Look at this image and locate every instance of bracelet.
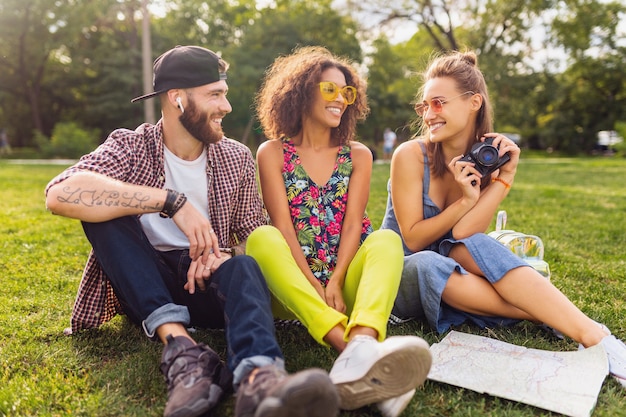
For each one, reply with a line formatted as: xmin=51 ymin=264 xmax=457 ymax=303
xmin=169 ymin=193 xmax=187 ymax=217
xmin=491 ymin=177 xmax=511 ymax=189
xmin=161 ymin=189 xmax=178 ymax=216
xmin=159 ymin=189 xmax=188 ymax=218
xmin=159 ymin=189 xmax=178 ymax=218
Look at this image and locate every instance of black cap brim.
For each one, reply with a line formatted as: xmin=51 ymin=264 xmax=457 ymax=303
xmin=130 ymin=89 xmax=166 ymax=103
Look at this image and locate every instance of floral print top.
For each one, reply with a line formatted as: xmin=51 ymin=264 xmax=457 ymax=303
xmin=282 ymin=137 xmax=373 ymax=286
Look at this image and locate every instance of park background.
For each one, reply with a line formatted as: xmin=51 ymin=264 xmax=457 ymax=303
xmin=1 ymin=0 xmax=626 ymax=416
xmin=0 ymin=0 xmax=625 ymax=157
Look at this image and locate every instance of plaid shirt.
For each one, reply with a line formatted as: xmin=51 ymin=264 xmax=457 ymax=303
xmin=46 ymin=120 xmax=267 ymax=332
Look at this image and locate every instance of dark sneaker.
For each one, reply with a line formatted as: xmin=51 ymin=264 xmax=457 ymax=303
xmin=234 ymin=365 xmax=339 ymax=417
xmin=160 ymin=335 xmax=232 ymax=417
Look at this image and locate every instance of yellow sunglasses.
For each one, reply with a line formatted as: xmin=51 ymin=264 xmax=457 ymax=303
xmin=319 ymin=81 xmax=357 ymax=105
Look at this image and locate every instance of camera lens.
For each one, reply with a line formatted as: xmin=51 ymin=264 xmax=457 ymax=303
xmin=476 ymin=145 xmax=499 ymax=166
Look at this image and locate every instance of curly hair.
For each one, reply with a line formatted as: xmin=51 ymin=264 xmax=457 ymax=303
xmin=255 ymin=46 xmax=369 ymax=145
xmin=415 ymin=50 xmax=493 ymax=178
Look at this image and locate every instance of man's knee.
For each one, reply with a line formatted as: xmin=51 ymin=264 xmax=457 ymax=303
xmin=218 ymin=255 xmax=266 ymax=287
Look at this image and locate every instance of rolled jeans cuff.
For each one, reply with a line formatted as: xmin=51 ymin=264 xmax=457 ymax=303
xmin=142 ymin=303 xmax=190 ymax=339
xmin=233 ymin=356 xmax=284 ymax=390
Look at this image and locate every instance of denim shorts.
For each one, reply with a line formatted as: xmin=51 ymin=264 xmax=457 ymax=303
xmin=393 ymin=233 xmax=527 ymax=333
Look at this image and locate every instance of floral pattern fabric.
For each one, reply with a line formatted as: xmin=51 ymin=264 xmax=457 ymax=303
xmin=282 ymin=137 xmax=373 ymax=286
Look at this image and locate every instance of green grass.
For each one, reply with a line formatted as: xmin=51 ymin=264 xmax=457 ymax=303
xmin=1 ymin=156 xmax=625 ymax=416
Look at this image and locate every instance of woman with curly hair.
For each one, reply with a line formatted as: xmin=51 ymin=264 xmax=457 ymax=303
xmin=246 ymin=46 xmax=432 ymax=416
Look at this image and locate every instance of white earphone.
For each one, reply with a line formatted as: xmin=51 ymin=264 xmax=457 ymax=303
xmin=176 ymin=97 xmax=184 ymax=114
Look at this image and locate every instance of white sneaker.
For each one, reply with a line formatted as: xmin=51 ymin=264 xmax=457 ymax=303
xmin=376 ymin=388 xmax=416 ymax=417
xmin=329 ymin=335 xmax=431 ymax=410
xmin=597 ymin=322 xmax=611 ymax=335
xmin=577 ymin=321 xmax=611 ymax=350
xmin=601 ymin=335 xmax=626 ymax=386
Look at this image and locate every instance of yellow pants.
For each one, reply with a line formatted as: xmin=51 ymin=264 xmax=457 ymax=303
xmin=246 ymin=225 xmax=403 ymax=347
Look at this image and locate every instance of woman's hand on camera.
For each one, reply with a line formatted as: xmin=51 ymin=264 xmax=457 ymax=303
xmin=450 ymin=155 xmax=481 ymax=205
xmin=484 ymin=133 xmax=520 ymax=178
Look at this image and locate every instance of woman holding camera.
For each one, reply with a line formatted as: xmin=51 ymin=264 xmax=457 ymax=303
xmin=381 ymin=50 xmax=626 ymax=386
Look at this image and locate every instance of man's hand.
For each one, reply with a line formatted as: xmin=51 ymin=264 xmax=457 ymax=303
xmin=184 ymin=252 xmax=232 ymax=294
xmin=172 ymin=202 xmax=220 ymax=264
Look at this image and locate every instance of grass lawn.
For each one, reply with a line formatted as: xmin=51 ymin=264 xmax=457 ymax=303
xmin=1 ymin=155 xmax=625 ymax=416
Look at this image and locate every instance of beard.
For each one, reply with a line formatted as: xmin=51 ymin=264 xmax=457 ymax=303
xmin=179 ymin=99 xmax=224 ymax=145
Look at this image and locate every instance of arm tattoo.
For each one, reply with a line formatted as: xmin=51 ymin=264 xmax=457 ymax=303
xmin=57 ymin=186 xmax=162 ymax=212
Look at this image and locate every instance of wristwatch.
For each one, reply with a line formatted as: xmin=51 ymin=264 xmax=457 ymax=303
xmin=219 ymin=247 xmax=238 ymax=256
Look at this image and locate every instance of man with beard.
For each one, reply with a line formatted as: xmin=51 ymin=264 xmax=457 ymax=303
xmin=45 ymin=45 xmax=340 ymax=417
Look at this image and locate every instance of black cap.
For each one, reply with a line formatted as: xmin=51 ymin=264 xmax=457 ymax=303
xmin=131 ymin=45 xmax=227 ymax=103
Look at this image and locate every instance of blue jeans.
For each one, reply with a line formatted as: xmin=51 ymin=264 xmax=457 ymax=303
xmin=81 ymin=216 xmax=283 ymax=385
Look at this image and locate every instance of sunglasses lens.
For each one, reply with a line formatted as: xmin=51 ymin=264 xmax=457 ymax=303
xmin=342 ymin=87 xmax=356 ymax=104
xmin=431 ymin=99 xmax=444 ymax=113
xmin=320 ymin=82 xmax=337 ymax=101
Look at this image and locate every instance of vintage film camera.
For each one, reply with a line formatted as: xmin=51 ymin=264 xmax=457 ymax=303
xmin=459 ymin=137 xmax=511 ymax=182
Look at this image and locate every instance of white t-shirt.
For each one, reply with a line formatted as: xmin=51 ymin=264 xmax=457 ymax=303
xmin=139 ymin=146 xmax=209 ymax=250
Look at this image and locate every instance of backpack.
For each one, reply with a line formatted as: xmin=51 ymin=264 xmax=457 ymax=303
xmin=487 ymin=211 xmax=551 ymax=280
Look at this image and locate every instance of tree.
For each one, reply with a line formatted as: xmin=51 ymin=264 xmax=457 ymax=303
xmin=362 ymin=35 xmax=431 ymax=146
xmin=150 ymin=0 xmax=258 ymax=51
xmin=0 ymin=0 xmax=80 ymax=145
xmin=2 ymin=0 xmax=624 ymax=154
xmin=71 ymin=0 xmax=147 ymax=135
xmin=343 ymin=0 xmax=560 ymax=147
xmin=347 ymin=0 xmax=626 ymax=152
xmin=551 ymin=0 xmax=624 ymax=61
xmin=539 ymin=51 xmax=626 ymax=153
xmin=0 ymin=0 xmax=145 ymax=146
xmin=535 ymin=0 xmax=626 ymax=152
